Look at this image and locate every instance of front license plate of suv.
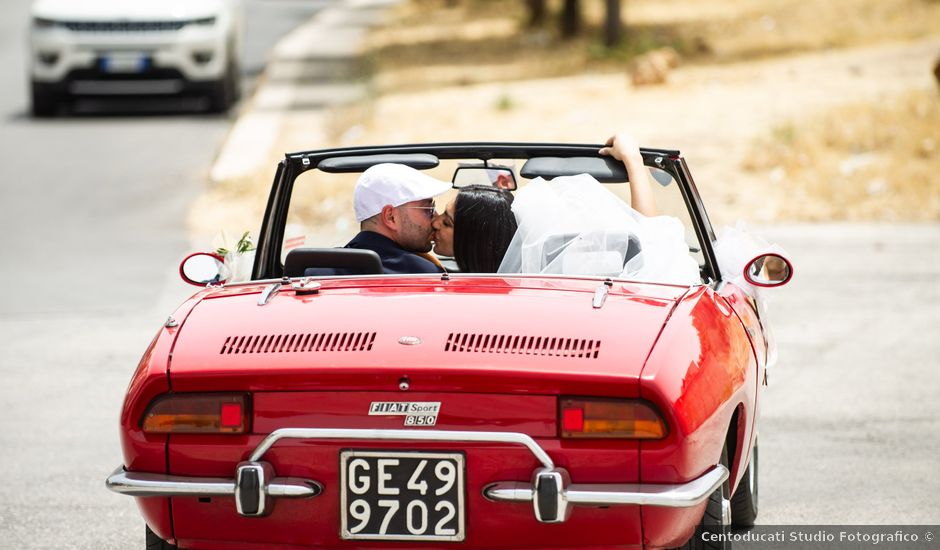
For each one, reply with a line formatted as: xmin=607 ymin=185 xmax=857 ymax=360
xmin=101 ymin=52 xmax=150 ymax=73
xmin=340 ymin=450 xmax=465 ymax=541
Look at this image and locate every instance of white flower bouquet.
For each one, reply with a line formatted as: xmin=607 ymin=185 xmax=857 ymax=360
xmin=215 ymin=231 xmax=256 ymax=283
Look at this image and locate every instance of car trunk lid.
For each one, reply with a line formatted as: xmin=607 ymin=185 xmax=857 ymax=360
xmin=168 ymin=276 xmax=686 ymax=398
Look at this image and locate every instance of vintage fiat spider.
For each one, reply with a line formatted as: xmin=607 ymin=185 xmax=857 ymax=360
xmin=107 ymin=143 xmax=791 ymax=549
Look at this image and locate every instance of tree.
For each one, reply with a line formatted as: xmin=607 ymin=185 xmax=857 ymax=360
xmin=604 ymin=0 xmax=623 ymax=47
xmin=560 ymin=0 xmax=581 ymax=39
xmin=526 ymin=0 xmax=547 ymax=27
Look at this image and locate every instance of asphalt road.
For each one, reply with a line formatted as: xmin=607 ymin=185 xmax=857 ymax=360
xmin=0 ymin=1 xmax=329 ymax=548
xmin=756 ymin=224 xmax=940 ymax=525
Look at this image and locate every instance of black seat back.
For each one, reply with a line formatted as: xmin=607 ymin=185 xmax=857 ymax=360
xmin=284 ymin=248 xmax=383 ymax=277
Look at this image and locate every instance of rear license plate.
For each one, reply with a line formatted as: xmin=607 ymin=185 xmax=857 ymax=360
xmin=100 ymin=52 xmax=150 ymax=73
xmin=340 ymin=450 xmax=465 ymax=541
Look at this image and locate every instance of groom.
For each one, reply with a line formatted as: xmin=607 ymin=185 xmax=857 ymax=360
xmin=307 ymin=163 xmax=450 ymax=275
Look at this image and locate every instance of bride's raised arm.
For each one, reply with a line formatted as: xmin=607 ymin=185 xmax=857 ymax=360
xmin=599 ymin=133 xmax=657 ymax=217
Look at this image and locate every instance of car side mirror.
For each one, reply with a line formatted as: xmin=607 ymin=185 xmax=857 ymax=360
xmin=180 ymin=252 xmax=226 ymax=287
xmin=743 ymin=253 xmax=792 ymax=288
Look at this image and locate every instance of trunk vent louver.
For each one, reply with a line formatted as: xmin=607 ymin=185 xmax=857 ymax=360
xmin=220 ymin=332 xmax=376 ymax=354
xmin=445 ymin=333 xmax=601 ymax=359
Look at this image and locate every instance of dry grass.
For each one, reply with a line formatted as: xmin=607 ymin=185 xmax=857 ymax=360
xmin=193 ymin=0 xmax=940 ymax=241
xmin=742 ymin=89 xmax=940 ymax=221
xmin=190 ymin=171 xmax=271 ymax=246
xmin=369 ymin=0 xmax=940 ymax=93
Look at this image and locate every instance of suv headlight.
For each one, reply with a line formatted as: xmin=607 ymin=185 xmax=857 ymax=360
xmin=191 ymin=16 xmax=217 ymax=26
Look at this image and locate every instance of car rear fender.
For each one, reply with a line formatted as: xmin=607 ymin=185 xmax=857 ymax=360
xmin=636 ymin=286 xmax=757 ymax=546
xmin=119 ymin=292 xmax=212 ymax=543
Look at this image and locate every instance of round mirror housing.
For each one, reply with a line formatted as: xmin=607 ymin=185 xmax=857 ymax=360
xmin=180 ymin=252 xmax=226 ymax=287
xmin=743 ymin=253 xmax=793 ymax=288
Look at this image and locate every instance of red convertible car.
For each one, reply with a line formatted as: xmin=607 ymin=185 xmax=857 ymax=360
xmin=107 ymin=143 xmax=791 ymax=549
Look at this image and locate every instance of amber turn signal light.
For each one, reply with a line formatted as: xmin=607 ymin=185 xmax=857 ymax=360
xmin=142 ymin=393 xmax=249 ymax=434
xmin=560 ymin=397 xmax=666 ymax=439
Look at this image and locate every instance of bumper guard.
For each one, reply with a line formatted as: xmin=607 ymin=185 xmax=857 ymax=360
xmin=106 ymin=428 xmax=728 ymax=523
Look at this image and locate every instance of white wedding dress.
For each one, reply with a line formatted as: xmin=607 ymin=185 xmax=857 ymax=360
xmin=497 ymin=174 xmax=701 ymax=286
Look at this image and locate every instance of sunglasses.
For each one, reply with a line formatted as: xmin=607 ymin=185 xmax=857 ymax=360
xmin=400 ymin=203 xmax=437 ymax=219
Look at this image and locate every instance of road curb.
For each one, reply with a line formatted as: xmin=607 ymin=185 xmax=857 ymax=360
xmin=209 ymin=0 xmax=398 ymax=184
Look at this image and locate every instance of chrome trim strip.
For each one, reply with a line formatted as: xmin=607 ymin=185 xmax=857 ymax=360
xmin=257 ymin=282 xmax=281 ymax=306
xmin=106 ymin=467 xmax=234 ymax=497
xmin=248 ymin=428 xmax=555 ymax=469
xmin=592 ymin=284 xmax=609 ymax=308
xmin=484 ymin=464 xmax=729 ymax=508
xmin=105 ymin=466 xmax=320 ymax=499
xmin=267 ymin=478 xmax=323 ymax=497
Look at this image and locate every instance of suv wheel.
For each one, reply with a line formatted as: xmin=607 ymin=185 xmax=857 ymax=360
xmin=206 ymin=49 xmax=240 ymax=113
xmin=30 ymin=83 xmax=59 ymax=117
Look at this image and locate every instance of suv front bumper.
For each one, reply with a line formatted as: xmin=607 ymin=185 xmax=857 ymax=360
xmin=29 ymin=24 xmax=231 ymax=90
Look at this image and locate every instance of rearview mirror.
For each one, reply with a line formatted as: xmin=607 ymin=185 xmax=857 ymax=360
xmin=180 ymin=252 xmax=226 ymax=287
xmin=452 ymin=165 xmax=517 ymax=190
xmin=744 ymin=253 xmax=792 ymax=287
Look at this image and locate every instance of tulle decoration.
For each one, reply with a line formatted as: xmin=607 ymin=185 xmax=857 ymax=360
xmin=712 ymin=221 xmax=789 ymax=299
xmin=497 ymin=174 xmax=700 ymax=285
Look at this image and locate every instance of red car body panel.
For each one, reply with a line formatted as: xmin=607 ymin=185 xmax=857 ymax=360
xmin=167 ymin=278 xmax=682 ymax=396
xmin=253 ymin=392 xmax=557 ymax=436
xmin=119 ymin=293 xmax=208 ymax=543
xmin=638 ymin=287 xmax=759 ymax=548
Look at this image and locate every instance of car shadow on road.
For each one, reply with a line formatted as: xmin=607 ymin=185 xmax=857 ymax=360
xmin=72 ymin=96 xmax=232 ymax=118
xmin=7 ymin=96 xmax=239 ymax=121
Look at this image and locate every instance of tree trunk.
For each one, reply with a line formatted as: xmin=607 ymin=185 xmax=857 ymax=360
xmin=560 ymin=0 xmax=581 ymax=39
xmin=526 ymin=0 xmax=547 ymax=27
xmin=604 ymin=0 xmax=623 ymax=47
xmin=934 ymin=54 xmax=940 ymax=91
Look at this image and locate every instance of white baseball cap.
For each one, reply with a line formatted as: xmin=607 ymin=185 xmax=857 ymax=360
xmin=353 ymin=163 xmax=452 ymax=222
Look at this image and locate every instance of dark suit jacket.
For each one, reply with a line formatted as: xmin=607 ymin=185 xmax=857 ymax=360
xmin=304 ymin=231 xmax=442 ymax=276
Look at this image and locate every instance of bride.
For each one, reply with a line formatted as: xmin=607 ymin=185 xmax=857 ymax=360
xmin=498 ymin=134 xmax=700 ymax=285
xmin=431 ymin=133 xmax=701 ymax=285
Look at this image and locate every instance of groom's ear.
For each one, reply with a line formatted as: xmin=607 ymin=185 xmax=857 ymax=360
xmin=379 ymin=204 xmax=399 ymax=230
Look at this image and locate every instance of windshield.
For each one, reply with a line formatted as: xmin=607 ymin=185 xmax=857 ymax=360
xmin=282 ymin=157 xmax=706 ymax=284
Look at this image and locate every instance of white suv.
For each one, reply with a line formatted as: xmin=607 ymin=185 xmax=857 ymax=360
xmin=28 ymin=0 xmax=243 ymax=116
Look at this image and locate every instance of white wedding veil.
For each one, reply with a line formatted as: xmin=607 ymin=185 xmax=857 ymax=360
xmin=497 ymin=174 xmax=700 ymax=285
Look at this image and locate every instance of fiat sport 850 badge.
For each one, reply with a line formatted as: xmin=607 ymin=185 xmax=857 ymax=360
xmin=369 ymin=401 xmax=440 ymax=426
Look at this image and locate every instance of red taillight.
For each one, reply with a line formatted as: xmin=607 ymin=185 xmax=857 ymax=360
xmin=142 ymin=393 xmax=250 ymax=434
xmin=220 ymin=403 xmax=243 ymax=427
xmin=560 ymin=397 xmax=667 ymax=439
xmin=561 ymin=407 xmax=584 ymax=432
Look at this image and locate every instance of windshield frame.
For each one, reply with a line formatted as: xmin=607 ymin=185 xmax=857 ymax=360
xmin=252 ymin=143 xmax=720 ymax=283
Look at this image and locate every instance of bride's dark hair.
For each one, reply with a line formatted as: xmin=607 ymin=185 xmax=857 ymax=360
xmin=453 ymin=185 xmax=517 ymax=273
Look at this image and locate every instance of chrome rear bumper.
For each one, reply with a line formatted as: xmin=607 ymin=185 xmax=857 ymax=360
xmin=106 ymin=428 xmax=727 ymax=522
xmin=106 ymin=467 xmax=320 ymax=498
xmin=484 ymin=465 xmax=728 ymax=508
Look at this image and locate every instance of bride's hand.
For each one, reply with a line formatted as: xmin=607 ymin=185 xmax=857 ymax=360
xmin=600 ymin=133 xmax=657 ymax=217
xmin=599 ymin=133 xmax=642 ymax=163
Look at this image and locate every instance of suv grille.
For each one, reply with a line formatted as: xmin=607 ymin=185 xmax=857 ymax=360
xmin=445 ymin=333 xmax=601 ymax=359
xmin=62 ymin=21 xmax=187 ymax=32
xmin=220 ymin=332 xmax=376 ymax=354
